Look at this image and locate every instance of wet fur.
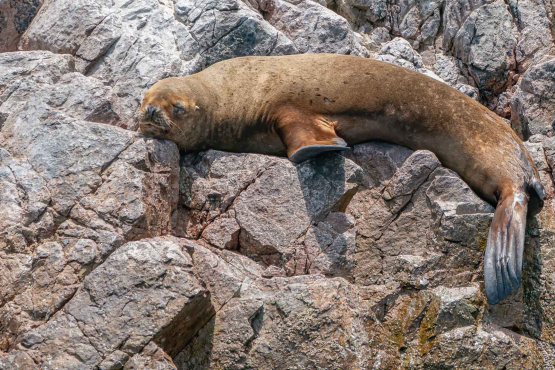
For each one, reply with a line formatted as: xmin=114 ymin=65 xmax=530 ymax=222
xmin=139 ymin=54 xmax=546 ymax=304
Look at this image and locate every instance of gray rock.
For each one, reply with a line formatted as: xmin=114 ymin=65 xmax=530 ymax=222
xmin=543 ymin=136 xmax=555 ymax=172
xmin=426 ymin=174 xmax=494 ymax=244
xmin=20 ymin=237 xmax=214 ymax=367
xmin=508 ymin=0 xmax=555 ymax=72
xmin=376 ymin=38 xmax=442 ymax=81
xmin=123 ymin=342 xmax=177 ymax=370
xmin=442 ymin=0 xmax=490 ymax=51
xmin=262 ymin=0 xmax=369 ymax=56
xmin=511 ymin=58 xmax=555 ymax=138
xmin=423 ymin=326 xmax=541 ymax=368
xmin=18 ymin=0 xmax=110 ymax=54
xmin=175 ymin=275 xmax=372 ymax=370
xmin=455 ymin=83 xmax=480 ymax=100
xmin=453 ymin=0 xmax=518 ymax=94
xmin=433 ymin=54 xmax=464 ymax=86
xmin=376 ymin=37 xmax=426 ymax=72
xmin=176 ymin=150 xmax=279 ymax=238
xmin=0 ymin=89 xmax=179 ymax=350
xmin=201 ymin=214 xmax=241 ymax=249
xmin=347 ymin=142 xmax=493 ymax=292
xmin=186 ymin=240 xmax=247 ymax=309
xmin=0 ymin=51 xmax=76 ymax=125
xmin=235 ymin=153 xmax=362 ymax=266
xmin=0 ymin=0 xmax=43 ymax=52
xmin=382 ymin=150 xmax=441 ymax=213
xmin=75 ymin=13 xmax=122 ymax=64
xmin=0 ymin=350 xmax=39 ymax=369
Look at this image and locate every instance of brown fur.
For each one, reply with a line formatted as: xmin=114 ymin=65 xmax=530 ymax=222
xmin=140 ymin=54 xmax=540 ymax=205
xmin=140 ymin=54 xmax=546 ymax=304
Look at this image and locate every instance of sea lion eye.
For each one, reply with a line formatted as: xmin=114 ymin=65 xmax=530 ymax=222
xmin=173 ymin=105 xmax=186 ymax=117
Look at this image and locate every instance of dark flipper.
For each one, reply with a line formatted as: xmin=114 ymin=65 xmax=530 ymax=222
xmin=484 ymin=191 xmax=528 ymax=304
xmin=290 ymin=140 xmax=348 ymax=163
xmin=275 ymin=107 xmax=349 ymax=163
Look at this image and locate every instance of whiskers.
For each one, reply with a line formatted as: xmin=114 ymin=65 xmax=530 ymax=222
xmin=139 ymin=108 xmax=183 ymax=134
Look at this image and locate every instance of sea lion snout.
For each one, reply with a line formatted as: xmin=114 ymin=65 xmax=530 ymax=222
xmin=146 ymin=105 xmax=158 ymax=119
xmin=139 ymin=103 xmax=173 ymax=137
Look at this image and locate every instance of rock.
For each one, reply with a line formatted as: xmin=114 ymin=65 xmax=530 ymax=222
xmin=187 ymin=240 xmax=247 ymax=309
xmin=235 ymin=153 xmax=362 ymax=267
xmin=433 ymin=54 xmax=462 ymax=86
xmin=333 ymin=0 xmax=388 ymax=25
xmin=124 ymin=342 xmax=177 ymax=370
xmin=544 ymin=136 xmax=555 ymax=171
xmin=376 ymin=37 xmax=426 ymax=72
xmin=18 ymin=0 xmax=110 ymax=54
xmin=511 ymin=58 xmax=555 ymax=139
xmin=376 ymin=38 xmax=442 ymax=81
xmin=452 ymin=0 xmax=518 ymax=95
xmin=260 ymin=0 xmax=369 ymax=56
xmin=0 ymin=350 xmax=39 ymax=369
xmin=201 ymin=215 xmax=241 ymax=249
xmin=175 ymin=275 xmax=372 ymax=369
xmin=0 ymin=51 xmax=76 ymax=126
xmin=175 ymin=150 xmax=279 ymax=239
xmin=382 ymin=151 xmax=441 ymax=213
xmin=508 ymin=0 xmax=555 ymax=72
xmin=426 ymin=175 xmax=494 ymax=244
xmin=19 ymin=237 xmax=214 ymax=367
xmin=32 ymin=72 xmax=123 ymax=126
xmin=19 ymin=0 xmax=298 ymax=130
xmin=455 ymin=83 xmax=480 ymax=100
xmin=423 ymin=326 xmax=542 ymax=368
xmin=0 ymin=88 xmax=179 ymax=349
xmin=0 ymin=0 xmax=43 ymax=52
xmin=347 ymin=143 xmax=494 ymax=291
xmin=442 ymin=0 xmax=490 ymax=51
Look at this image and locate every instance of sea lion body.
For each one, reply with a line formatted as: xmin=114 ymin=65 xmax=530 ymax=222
xmin=139 ymin=54 xmax=546 ymax=304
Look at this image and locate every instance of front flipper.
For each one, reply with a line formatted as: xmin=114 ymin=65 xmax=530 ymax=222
xmin=275 ymin=107 xmax=348 ymax=163
xmin=484 ymin=190 xmax=528 ymax=304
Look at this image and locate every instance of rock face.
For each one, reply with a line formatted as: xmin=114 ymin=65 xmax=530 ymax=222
xmin=1 ymin=0 xmax=555 ymax=368
xmin=0 ymin=0 xmax=43 ymax=52
xmin=511 ymin=58 xmax=555 ymax=139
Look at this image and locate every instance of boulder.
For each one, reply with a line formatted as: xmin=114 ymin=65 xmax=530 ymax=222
xmin=511 ymin=58 xmax=555 ymax=138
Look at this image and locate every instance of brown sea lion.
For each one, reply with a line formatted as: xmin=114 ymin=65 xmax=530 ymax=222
xmin=139 ymin=54 xmax=546 ymax=305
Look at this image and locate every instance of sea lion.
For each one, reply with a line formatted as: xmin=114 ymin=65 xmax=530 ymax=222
xmin=139 ymin=54 xmax=546 ymax=305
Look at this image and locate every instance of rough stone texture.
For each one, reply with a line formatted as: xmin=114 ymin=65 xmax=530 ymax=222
xmin=259 ymin=0 xmax=369 ymax=56
xmin=177 ymin=150 xmax=362 ymax=277
xmin=452 ymin=0 xmax=518 ymax=95
xmin=331 ymin=0 xmax=554 ymax=118
xmin=508 ymin=0 xmax=555 ymax=73
xmin=511 ymin=57 xmax=555 ymax=139
xmin=2 ymin=0 xmax=555 ymax=367
xmin=15 ymin=237 xmax=213 ymax=368
xmin=0 ymin=0 xmax=43 ymax=52
xmin=18 ymin=0 xmax=298 ymax=130
xmin=0 ymin=52 xmax=180 ymax=352
xmin=174 ymin=274 xmax=373 ymax=370
xmin=124 ymin=342 xmax=178 ymax=370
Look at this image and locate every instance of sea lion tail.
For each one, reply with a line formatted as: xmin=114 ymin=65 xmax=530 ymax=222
xmin=484 ymin=190 xmax=528 ymax=305
xmin=528 ymin=177 xmax=546 ymax=216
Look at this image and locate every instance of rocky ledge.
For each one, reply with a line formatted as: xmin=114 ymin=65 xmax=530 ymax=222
xmin=1 ymin=0 xmax=555 ymax=369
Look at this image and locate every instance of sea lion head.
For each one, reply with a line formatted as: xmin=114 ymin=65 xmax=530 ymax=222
xmin=139 ymin=77 xmax=201 ymax=140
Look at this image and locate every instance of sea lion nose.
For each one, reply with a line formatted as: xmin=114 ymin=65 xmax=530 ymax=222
xmin=147 ymin=105 xmax=157 ymax=119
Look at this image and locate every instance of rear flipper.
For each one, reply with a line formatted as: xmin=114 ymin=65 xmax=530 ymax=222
xmin=484 ymin=190 xmax=528 ymax=304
